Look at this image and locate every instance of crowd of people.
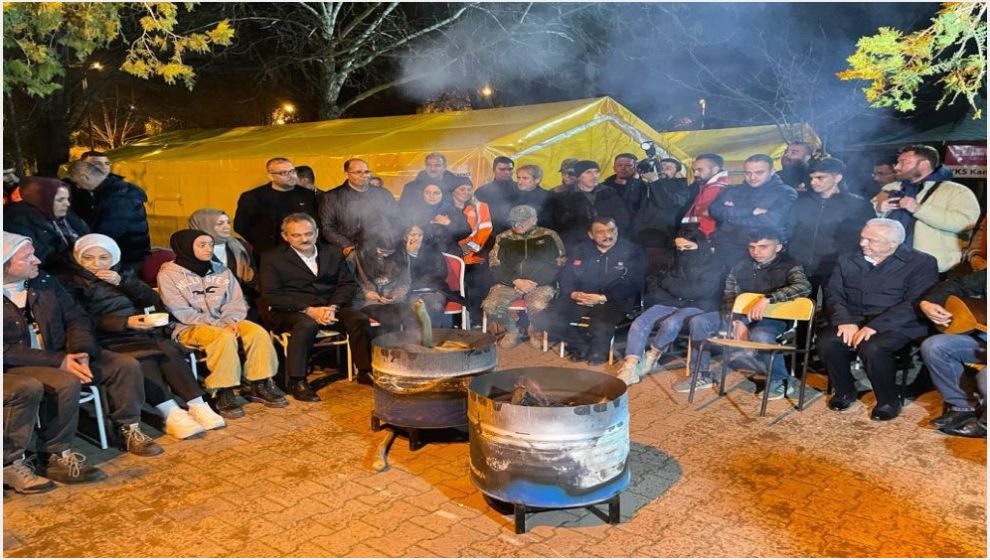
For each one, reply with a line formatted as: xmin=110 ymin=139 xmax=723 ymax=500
xmin=2 ymin=142 xmax=985 ymax=496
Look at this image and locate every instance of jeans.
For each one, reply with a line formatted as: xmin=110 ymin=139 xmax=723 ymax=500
xmin=625 ymin=305 xmax=704 ymax=358
xmin=175 ymin=320 xmax=278 ymax=390
xmin=688 ymin=312 xmax=790 ymax=382
xmin=921 ymin=333 xmax=987 ymax=411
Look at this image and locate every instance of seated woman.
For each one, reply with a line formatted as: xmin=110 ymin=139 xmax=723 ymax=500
xmin=404 ymin=223 xmax=455 ymax=328
xmin=403 ymin=183 xmax=471 ymax=253
xmin=188 ymin=208 xmax=261 ymax=321
xmin=3 ymin=177 xmax=89 ymax=275
xmin=349 ymin=232 xmax=419 ymax=334
xmin=616 ymin=227 xmax=725 ymax=385
xmin=158 ymin=229 xmax=285 ymax=418
xmin=65 ymin=234 xmax=225 ymax=439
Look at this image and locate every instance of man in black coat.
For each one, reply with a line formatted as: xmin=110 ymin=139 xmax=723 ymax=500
xmin=543 ymin=216 xmax=645 ymax=365
xmin=398 ymin=152 xmax=464 ymax=205
xmin=818 ymin=218 xmax=939 ymax=421
xmin=66 ymin=160 xmax=150 ymax=272
xmin=233 ymin=157 xmax=319 ymax=264
xmin=259 ymin=213 xmax=372 ymax=400
xmin=601 ymin=153 xmax=646 ymax=209
xmin=631 ymin=158 xmax=696 ymax=269
xmin=788 ymin=157 xmax=876 ymax=294
xmin=319 ymin=158 xmax=398 ymax=253
xmin=475 ymin=156 xmax=518 ymax=234
xmin=513 ymin=164 xmax=551 ymax=227
xmin=3 ymin=232 xmax=161 ymax=467
xmin=548 ymin=160 xmax=632 ymax=251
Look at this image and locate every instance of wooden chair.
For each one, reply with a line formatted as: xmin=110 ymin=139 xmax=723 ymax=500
xmin=687 ymin=293 xmax=816 ymax=417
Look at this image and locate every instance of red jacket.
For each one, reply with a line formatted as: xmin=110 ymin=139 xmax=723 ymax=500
xmin=681 ymin=171 xmax=730 ymax=237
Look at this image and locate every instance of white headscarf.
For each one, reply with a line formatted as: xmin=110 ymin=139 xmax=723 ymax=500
xmin=73 ymin=233 xmax=122 ymax=267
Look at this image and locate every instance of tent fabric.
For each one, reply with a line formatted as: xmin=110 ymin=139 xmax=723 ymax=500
xmin=101 ymin=96 xmax=815 ymax=245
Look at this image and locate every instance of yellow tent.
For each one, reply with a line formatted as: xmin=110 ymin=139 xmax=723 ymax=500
xmin=103 ymin=96 xmax=817 ymax=244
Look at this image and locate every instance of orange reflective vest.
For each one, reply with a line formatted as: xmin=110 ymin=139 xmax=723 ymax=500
xmin=458 ymin=200 xmax=493 ymax=265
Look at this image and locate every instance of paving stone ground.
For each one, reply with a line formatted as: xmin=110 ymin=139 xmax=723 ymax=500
xmin=3 ymin=343 xmax=986 ymax=558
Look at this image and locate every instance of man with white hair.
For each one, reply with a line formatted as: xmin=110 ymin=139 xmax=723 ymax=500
xmin=818 ymin=218 xmax=939 ymax=421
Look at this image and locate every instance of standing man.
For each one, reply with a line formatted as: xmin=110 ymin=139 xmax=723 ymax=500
xmin=601 ymin=153 xmax=645 ymax=208
xmin=631 ymin=156 xmax=695 ymax=269
xmin=865 ymin=158 xmax=897 ymax=199
xmin=319 ymin=158 xmax=398 ymax=254
xmin=681 ymin=153 xmax=731 ymax=239
xmin=544 ymin=216 xmax=645 ymax=366
xmin=549 ymin=160 xmax=632 ymax=251
xmin=295 ymin=166 xmax=321 ymax=192
xmin=475 ymin=156 xmax=517 ymax=234
xmin=513 ymin=165 xmax=551 ymax=226
xmin=788 ymin=157 xmax=876 ymax=293
xmin=552 ymin=158 xmax=580 ymax=193
xmin=709 ymin=154 xmax=797 ymax=266
xmin=234 ymin=157 xmax=319 ymax=264
xmin=259 ymin=213 xmax=373 ymax=397
xmin=399 ymin=152 xmax=463 ymax=205
xmin=875 ymin=144 xmax=980 ymax=273
xmin=818 ymin=219 xmax=939 ymax=421
xmin=779 ymin=141 xmax=814 ymax=191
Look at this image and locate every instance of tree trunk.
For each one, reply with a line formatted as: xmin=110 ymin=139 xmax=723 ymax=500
xmin=4 ymin=92 xmax=26 ymax=177
xmin=33 ymin=92 xmax=72 ymax=176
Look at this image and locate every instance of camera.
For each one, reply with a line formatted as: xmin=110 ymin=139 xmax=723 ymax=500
xmin=636 ymin=141 xmax=662 ymax=183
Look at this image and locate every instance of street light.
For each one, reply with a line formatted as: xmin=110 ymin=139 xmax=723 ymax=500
xmin=480 ymin=85 xmax=493 ymax=97
xmin=282 ymin=102 xmax=295 ymax=114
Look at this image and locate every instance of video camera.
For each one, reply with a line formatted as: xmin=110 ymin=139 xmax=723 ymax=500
xmin=636 ymin=141 xmax=663 ymax=183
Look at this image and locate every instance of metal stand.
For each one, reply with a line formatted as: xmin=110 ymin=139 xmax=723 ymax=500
xmin=512 ymin=494 xmax=621 ymax=534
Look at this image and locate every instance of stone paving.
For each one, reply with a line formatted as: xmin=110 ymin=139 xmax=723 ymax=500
xmin=3 ymin=343 xmax=986 ymax=558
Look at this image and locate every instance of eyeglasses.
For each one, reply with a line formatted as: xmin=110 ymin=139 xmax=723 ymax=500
xmin=269 ymin=168 xmax=297 ymax=176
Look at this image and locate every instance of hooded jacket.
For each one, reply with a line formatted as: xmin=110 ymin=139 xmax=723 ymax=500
xmin=157 ymin=260 xmax=247 ymax=336
xmin=709 ymin=174 xmax=797 ymax=241
xmin=875 ymin=165 xmax=980 ymax=272
xmin=488 ymin=226 xmax=567 ymax=287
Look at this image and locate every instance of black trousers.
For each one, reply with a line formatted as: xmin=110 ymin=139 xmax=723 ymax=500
xmin=132 ymin=337 xmax=205 ymax=404
xmin=270 ymin=307 xmax=373 ymax=378
xmin=545 ymin=298 xmax=631 ymax=359
xmin=464 ymin=263 xmax=493 ymax=323
xmin=3 ymin=369 xmax=80 ymax=462
xmin=90 ymin=350 xmax=146 ymax=426
xmin=817 ymin=326 xmax=913 ymax=407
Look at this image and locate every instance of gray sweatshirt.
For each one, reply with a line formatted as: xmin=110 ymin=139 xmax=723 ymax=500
xmin=157 ymin=260 xmax=247 ymax=336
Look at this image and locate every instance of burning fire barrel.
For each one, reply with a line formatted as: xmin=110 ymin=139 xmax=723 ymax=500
xmin=467 ymin=367 xmax=630 ymax=532
xmin=372 ymin=328 xmax=497 ymax=436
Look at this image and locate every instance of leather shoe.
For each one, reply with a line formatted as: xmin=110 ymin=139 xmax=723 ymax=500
xmin=939 ymin=418 xmax=987 ymax=438
xmin=870 ymin=403 xmax=901 ymax=421
xmin=827 ymin=393 xmax=857 ymax=411
xmin=930 ymin=409 xmax=976 ymax=429
xmin=356 ymin=370 xmax=374 ymax=386
xmin=568 ymin=350 xmax=588 ymax=363
xmin=290 ymin=379 xmax=321 ymax=402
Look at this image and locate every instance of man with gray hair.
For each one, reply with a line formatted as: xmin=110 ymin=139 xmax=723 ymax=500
xmin=818 ymin=218 xmax=938 ymax=421
xmin=514 ymin=164 xmax=551 ymax=226
xmin=483 ymin=205 xmax=566 ymax=349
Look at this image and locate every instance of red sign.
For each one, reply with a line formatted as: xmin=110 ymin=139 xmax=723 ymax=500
xmin=945 ymin=144 xmax=987 ymax=178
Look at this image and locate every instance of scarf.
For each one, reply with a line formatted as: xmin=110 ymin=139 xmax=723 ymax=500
xmin=188 ymin=209 xmax=255 ymax=283
xmin=170 ymin=229 xmax=214 ymax=277
xmin=72 ymin=233 xmax=121 ymax=267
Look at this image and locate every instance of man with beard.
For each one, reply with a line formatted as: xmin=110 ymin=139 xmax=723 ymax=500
xmin=631 ymin=156 xmax=695 ymax=270
xmin=680 ymin=153 xmax=731 ymax=239
xmin=778 ymin=142 xmax=814 ymax=191
xmin=234 ymin=157 xmax=319 ymax=263
xmin=601 ymin=153 xmax=646 ymax=208
xmin=475 ymin=156 xmax=517 ymax=234
xmin=874 ymin=144 xmax=980 ymax=273
xmin=259 ymin=213 xmax=372 ymax=398
xmin=398 ymin=152 xmax=464 ymax=205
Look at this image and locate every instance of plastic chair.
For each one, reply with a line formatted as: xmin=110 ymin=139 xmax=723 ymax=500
xmin=687 ymin=292 xmax=816 ymax=417
xmin=441 ymin=252 xmax=470 ymax=330
xmin=78 ymin=385 xmax=109 ymax=449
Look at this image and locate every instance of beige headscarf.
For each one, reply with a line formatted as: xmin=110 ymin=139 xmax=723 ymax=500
xmin=188 ymin=209 xmax=255 ymax=283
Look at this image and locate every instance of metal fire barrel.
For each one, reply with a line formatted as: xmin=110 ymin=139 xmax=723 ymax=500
xmin=467 ymin=367 xmax=630 ymax=509
xmin=372 ymin=328 xmax=497 ymax=429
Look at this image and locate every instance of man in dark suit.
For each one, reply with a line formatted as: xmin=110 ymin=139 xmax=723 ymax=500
xmin=259 ymin=213 xmax=372 ymax=401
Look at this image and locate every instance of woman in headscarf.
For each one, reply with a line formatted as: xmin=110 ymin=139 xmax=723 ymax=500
xmin=403 ymin=223 xmax=456 ymax=328
xmin=2 ymin=177 xmax=89 ymax=273
xmin=401 ymin=183 xmax=470 ymax=253
xmin=616 ymin=226 xmax=726 ymax=386
xmin=188 ymin=209 xmax=258 ymax=300
xmin=64 ymin=234 xmax=225 ymax=439
xmin=348 ymin=230 xmax=419 ymax=334
xmin=157 ymin=229 xmax=284 ymax=419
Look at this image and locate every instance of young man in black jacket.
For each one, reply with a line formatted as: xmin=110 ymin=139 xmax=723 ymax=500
xmin=818 ymin=218 xmax=939 ymax=421
xmin=543 ymin=216 xmax=645 ymax=366
xmin=259 ymin=213 xmax=372 ymax=400
xmin=234 ymin=157 xmax=319 ymax=263
xmin=681 ymin=228 xmax=812 ymax=399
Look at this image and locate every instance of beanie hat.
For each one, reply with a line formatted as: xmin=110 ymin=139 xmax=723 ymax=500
xmin=3 ymin=231 xmax=31 ymax=266
xmin=73 ymin=233 xmax=122 ymax=267
xmin=572 ymin=160 xmax=600 ymax=177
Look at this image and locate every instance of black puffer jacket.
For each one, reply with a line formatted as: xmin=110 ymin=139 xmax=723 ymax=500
xmin=3 ymin=202 xmax=90 ymax=274
xmin=319 ymin=181 xmax=399 ymax=249
xmin=84 ymin=174 xmax=151 ymax=269
xmin=3 ymin=273 xmax=101 ymax=370
xmin=646 ymin=246 xmax=725 ymax=312
xmin=788 ymin=189 xmax=875 ymax=280
xmin=62 ymin=264 xmax=170 ymax=345
xmin=549 ymin=185 xmax=632 ymax=249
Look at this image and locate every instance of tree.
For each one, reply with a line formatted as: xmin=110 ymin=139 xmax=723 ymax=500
xmin=2 ymin=2 xmax=233 ymax=173
xmin=838 ymin=2 xmax=986 ymax=118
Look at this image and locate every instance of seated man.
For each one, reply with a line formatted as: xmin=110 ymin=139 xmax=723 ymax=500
xmin=543 ymin=217 xmax=645 ymax=366
xmin=818 ymin=218 xmax=939 ymax=421
xmin=259 ymin=213 xmax=372 ymax=400
xmin=919 ymin=270 xmax=987 ymax=438
xmin=3 ymin=232 xmax=162 ymax=463
xmin=483 ymin=205 xmax=566 ymax=349
xmin=681 ymin=228 xmax=812 ymax=399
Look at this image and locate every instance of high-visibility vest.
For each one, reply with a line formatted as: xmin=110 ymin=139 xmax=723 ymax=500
xmin=459 ymin=200 xmax=493 ymax=265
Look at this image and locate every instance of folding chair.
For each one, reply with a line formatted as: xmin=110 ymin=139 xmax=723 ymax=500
xmin=78 ymin=386 xmax=110 ymax=449
xmin=687 ymin=292 xmax=816 ymax=417
xmin=441 ymin=252 xmax=470 ymax=329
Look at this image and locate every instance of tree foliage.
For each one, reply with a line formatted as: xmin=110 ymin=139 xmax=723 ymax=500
xmin=838 ymin=2 xmax=986 ymax=117
xmin=2 ymin=2 xmax=235 ymax=97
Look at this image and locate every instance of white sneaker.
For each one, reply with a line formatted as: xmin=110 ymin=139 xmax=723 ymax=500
xmin=640 ymin=349 xmax=662 ymax=376
xmin=165 ymin=408 xmax=206 ymax=440
xmin=616 ymin=360 xmax=641 ymax=386
xmin=187 ymin=402 xmax=227 ymax=431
